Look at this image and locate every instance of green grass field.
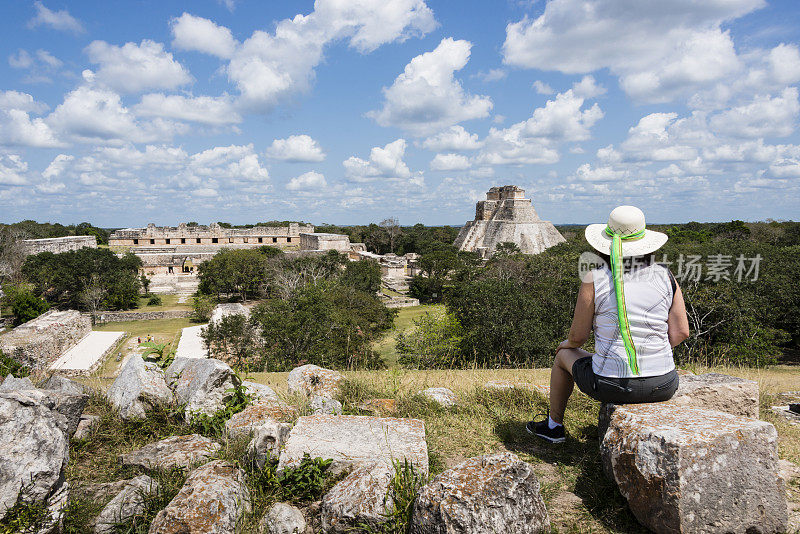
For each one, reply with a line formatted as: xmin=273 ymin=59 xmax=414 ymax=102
xmin=136 ymin=294 xmax=192 ymax=311
xmin=372 ymin=304 xmax=444 ymax=367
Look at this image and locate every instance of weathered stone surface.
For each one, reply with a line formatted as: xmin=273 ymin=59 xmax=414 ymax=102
xmin=667 ymin=372 xmax=759 ymax=418
xmin=771 ymin=405 xmax=800 ymax=425
xmin=0 ymin=309 xmax=91 ymax=370
xmin=40 ymin=374 xmax=89 ymax=395
xmin=321 ymin=463 xmax=393 ymax=533
xmin=0 ymin=390 xmax=69 ymax=526
xmin=225 ymin=398 xmax=298 ymax=439
xmin=287 ymin=364 xmax=343 ymax=399
xmin=357 ymin=398 xmax=397 ymax=416
xmin=411 ymin=452 xmax=550 ymax=534
xmin=149 ymin=460 xmax=250 ymax=534
xmin=165 ymin=357 xmax=240 ymax=419
xmin=0 ymin=374 xmax=35 ymax=390
xmin=119 ymin=434 xmax=221 ymax=472
xmin=484 ymin=379 xmax=516 ymax=390
xmin=74 ymin=479 xmax=133 ymax=503
xmin=279 ymin=415 xmax=428 ymax=475
xmin=246 ymin=421 xmax=292 ymax=468
xmin=73 ymin=414 xmax=100 ymax=440
xmin=95 ymin=475 xmax=158 ymax=534
xmin=259 ymin=502 xmax=307 ymax=534
xmin=0 ymin=380 xmax=87 ymax=437
xmin=310 ymin=395 xmax=342 ymax=415
xmin=418 ymin=387 xmax=457 ymax=407
xmin=600 ymin=403 xmax=788 ymax=533
xmin=210 ymin=303 xmax=249 ymax=324
xmin=107 ymin=356 xmax=174 ymax=420
xmin=243 ymin=380 xmax=279 ymax=401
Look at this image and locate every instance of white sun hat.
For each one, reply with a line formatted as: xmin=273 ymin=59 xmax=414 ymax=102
xmin=585 ymin=205 xmax=668 ymax=257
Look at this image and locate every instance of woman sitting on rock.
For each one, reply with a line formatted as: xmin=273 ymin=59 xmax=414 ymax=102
xmin=529 ymin=206 xmax=690 ymax=443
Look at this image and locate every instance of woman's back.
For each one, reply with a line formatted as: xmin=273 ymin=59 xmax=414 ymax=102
xmin=592 ymin=262 xmax=674 ymax=378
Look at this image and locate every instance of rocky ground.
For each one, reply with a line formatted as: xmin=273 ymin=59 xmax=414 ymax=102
xmin=0 ymin=361 xmax=798 ymax=533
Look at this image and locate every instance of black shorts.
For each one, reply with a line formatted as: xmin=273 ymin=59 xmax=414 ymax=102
xmin=572 ymin=356 xmax=679 ymax=404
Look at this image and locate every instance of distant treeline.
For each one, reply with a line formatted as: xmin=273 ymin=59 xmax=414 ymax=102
xmin=0 ymin=220 xmax=110 ymax=245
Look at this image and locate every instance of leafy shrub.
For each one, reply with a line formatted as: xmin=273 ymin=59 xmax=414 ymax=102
xmin=192 ymin=294 xmax=217 ymax=322
xmin=382 ymin=459 xmax=429 ymax=534
xmin=140 ymin=342 xmax=175 ymax=369
xmin=340 ymin=259 xmax=381 ymax=293
xmin=147 ymin=295 xmax=162 ymax=306
xmin=0 ymin=350 xmax=29 ymax=378
xmin=397 ymin=310 xmax=463 ymax=369
xmin=189 ymin=379 xmax=252 ymax=438
xmin=275 ymin=455 xmax=334 ymax=503
xmin=4 ymin=284 xmax=49 ymax=325
xmin=0 ymin=497 xmax=50 ymax=533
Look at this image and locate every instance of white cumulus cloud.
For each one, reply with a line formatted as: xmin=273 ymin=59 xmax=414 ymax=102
xmin=343 ymin=139 xmax=414 ymax=181
xmin=85 ymin=40 xmax=192 ymax=94
xmin=430 ymin=153 xmax=471 ymax=171
xmin=135 ymin=94 xmax=242 ymax=125
xmin=266 ymin=135 xmax=326 ymax=162
xmin=369 ymin=38 xmax=492 ymax=136
xmin=287 ymin=171 xmax=327 ymax=190
xmin=28 ymin=1 xmax=84 ymax=34
xmin=421 ymin=125 xmax=482 ymax=151
xmin=171 ymin=13 xmax=238 ymax=59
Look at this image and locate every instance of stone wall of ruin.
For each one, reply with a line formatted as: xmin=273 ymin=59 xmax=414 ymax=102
xmin=96 ymin=310 xmax=193 ymax=323
xmin=0 ymin=310 xmax=92 ymax=370
xmin=22 ymin=236 xmax=97 ymax=255
xmin=110 ymin=222 xmax=314 ymax=246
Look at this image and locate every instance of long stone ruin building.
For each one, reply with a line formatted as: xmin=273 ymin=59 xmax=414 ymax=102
xmin=110 ymin=222 xmax=315 ymax=273
xmin=0 ymin=310 xmax=91 ymax=370
xmin=22 ymin=235 xmax=97 ymax=255
xmin=454 ymin=185 xmax=565 ymax=257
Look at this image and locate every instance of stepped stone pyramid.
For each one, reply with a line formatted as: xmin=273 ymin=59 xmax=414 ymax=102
xmin=454 ymin=185 xmax=565 ymax=257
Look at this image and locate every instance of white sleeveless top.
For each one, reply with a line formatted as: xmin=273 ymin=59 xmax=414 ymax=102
xmin=591 ymin=263 xmax=675 ymax=378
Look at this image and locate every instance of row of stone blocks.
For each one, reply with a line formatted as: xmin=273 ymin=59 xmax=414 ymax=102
xmin=599 ymin=373 xmax=789 ymax=533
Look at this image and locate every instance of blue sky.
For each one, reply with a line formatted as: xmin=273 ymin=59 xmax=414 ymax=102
xmin=1 ymin=0 xmax=799 ymax=227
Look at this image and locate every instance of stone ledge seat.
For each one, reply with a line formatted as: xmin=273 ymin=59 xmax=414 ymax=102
xmin=600 ymin=402 xmax=788 ymax=533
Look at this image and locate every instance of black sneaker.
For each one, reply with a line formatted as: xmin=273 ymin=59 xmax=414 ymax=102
xmin=526 ymin=414 xmax=565 ymax=443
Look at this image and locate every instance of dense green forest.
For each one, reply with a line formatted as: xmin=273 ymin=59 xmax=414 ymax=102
xmin=0 ymin=220 xmax=110 ymax=245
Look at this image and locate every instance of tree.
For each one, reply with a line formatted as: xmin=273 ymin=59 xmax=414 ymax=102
xmin=140 ymin=274 xmax=151 ymax=295
xmin=80 ymin=273 xmax=106 ymax=324
xmin=0 ymin=227 xmax=28 ymax=284
xmin=340 ymin=259 xmax=381 ymax=293
xmin=5 ymin=285 xmax=49 ymax=326
xmin=380 ymin=218 xmax=400 ymax=254
xmin=198 ymin=248 xmax=270 ymax=302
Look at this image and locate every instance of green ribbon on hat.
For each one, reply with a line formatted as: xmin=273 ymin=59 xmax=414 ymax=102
xmin=605 ymin=226 xmax=646 ymax=375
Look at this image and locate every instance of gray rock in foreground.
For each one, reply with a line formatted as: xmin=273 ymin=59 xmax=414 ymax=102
xmin=669 ymin=372 xmax=759 ymax=418
xmin=165 ymin=357 xmax=240 ymax=420
xmin=94 ymin=475 xmax=158 ymax=534
xmin=40 ymin=374 xmax=89 ymax=395
xmin=321 ymin=462 xmax=393 ymax=533
xmin=107 ymin=356 xmax=174 ymax=420
xmin=246 ymin=421 xmax=292 ymax=469
xmin=600 ymin=402 xmax=788 ymax=533
xmin=286 ymin=364 xmax=343 ymax=399
xmin=149 ymin=460 xmax=250 ymax=533
xmin=278 ymin=415 xmax=428 ymax=475
xmin=119 ymin=434 xmax=220 ymax=472
xmin=310 ymin=395 xmax=342 ymax=415
xmin=73 ymin=414 xmax=100 ymax=440
xmin=418 ymin=387 xmax=457 ymax=407
xmin=411 ymin=452 xmax=550 ymax=534
xmin=0 ymin=377 xmax=88 ymax=436
xmin=259 ymin=502 xmax=307 ymax=534
xmin=0 ymin=390 xmax=70 ymax=528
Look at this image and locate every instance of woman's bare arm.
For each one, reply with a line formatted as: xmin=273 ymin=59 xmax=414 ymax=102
xmin=560 ymin=280 xmax=594 ymax=350
xmin=668 ymin=283 xmax=690 ymax=347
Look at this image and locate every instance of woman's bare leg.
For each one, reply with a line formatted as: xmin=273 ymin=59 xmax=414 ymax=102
xmin=549 ymin=348 xmax=592 ymax=424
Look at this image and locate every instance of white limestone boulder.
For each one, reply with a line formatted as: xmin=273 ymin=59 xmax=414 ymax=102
xmin=165 ymin=357 xmax=241 ymax=420
xmin=418 ymin=387 xmax=457 ymax=407
xmin=259 ymin=502 xmax=307 ymax=534
xmin=107 ymin=356 xmax=174 ymax=420
xmin=40 ymin=374 xmax=88 ymax=395
xmin=119 ymin=434 xmax=221 ymax=472
xmin=321 ymin=462 xmax=394 ymax=533
xmin=668 ymin=372 xmax=759 ymax=418
xmin=73 ymin=414 xmax=100 ymax=440
xmin=149 ymin=460 xmax=250 ymax=534
xmin=278 ymin=415 xmax=428 ymax=475
xmin=225 ymin=398 xmax=298 ymax=439
xmin=245 ymin=421 xmax=292 ymax=468
xmin=600 ymin=402 xmax=788 ymax=533
xmin=411 ymin=452 xmax=550 ymax=534
xmin=210 ymin=303 xmax=249 ymax=324
xmin=310 ymin=395 xmax=342 ymax=415
xmin=0 ymin=390 xmax=70 ymax=528
xmin=0 ymin=376 xmax=88 ymax=436
xmin=287 ymin=364 xmax=343 ymax=399
xmin=94 ymin=475 xmax=158 ymax=534
xmin=0 ymin=374 xmax=35 ymax=390
xmin=243 ymin=380 xmax=279 ymax=402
